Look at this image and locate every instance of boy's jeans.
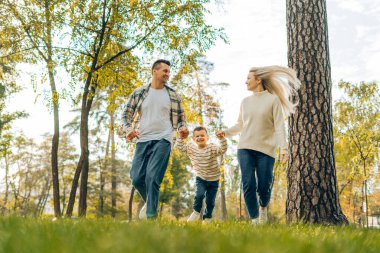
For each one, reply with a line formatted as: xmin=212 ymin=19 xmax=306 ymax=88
xmin=193 ymin=177 xmax=219 ymax=219
xmin=130 ymin=139 xmax=171 ymax=219
xmin=237 ymin=149 xmax=275 ymax=219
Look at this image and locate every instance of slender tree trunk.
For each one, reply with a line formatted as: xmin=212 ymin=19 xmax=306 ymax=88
xmin=363 ymin=159 xmax=369 ymax=228
xmin=60 ymin=165 xmax=67 ymax=215
xmin=286 ymin=0 xmax=348 ymax=224
xmin=45 ymin=0 xmax=61 ymax=218
xmin=159 ymin=202 xmax=164 ymax=217
xmin=239 ymin=177 xmax=242 ymax=219
xmin=128 ymin=187 xmax=135 ymax=221
xmin=2 ymin=154 xmax=10 ymax=214
xmin=219 ymin=162 xmax=227 ymax=220
xmin=66 ymin=72 xmax=96 ymax=217
xmin=78 ymin=85 xmax=92 ymax=217
xmin=66 ymin=156 xmax=84 ymax=217
xmin=111 ymin=112 xmax=117 ymax=217
xmin=195 ymin=72 xmax=204 ymax=125
xmin=99 ymin=124 xmax=111 ymax=216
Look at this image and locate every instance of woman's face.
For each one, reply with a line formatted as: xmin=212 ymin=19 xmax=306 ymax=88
xmin=246 ymin=72 xmax=263 ymax=92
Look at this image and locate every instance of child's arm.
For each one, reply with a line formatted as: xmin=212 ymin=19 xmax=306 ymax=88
xmin=213 ymin=135 xmax=227 ymax=156
xmin=175 ymin=137 xmax=192 ymax=156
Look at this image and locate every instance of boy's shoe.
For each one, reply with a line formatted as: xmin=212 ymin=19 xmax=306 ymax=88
xmin=259 ymin=206 xmax=268 ymax=224
xmin=202 ymin=218 xmax=212 ymax=224
xmin=139 ymin=203 xmax=147 ymax=220
xmin=187 ymin=211 xmax=201 ymax=222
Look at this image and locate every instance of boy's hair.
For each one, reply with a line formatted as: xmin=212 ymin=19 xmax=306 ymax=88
xmin=152 ymin=59 xmax=171 ymax=70
xmin=193 ymin=126 xmax=208 ymax=135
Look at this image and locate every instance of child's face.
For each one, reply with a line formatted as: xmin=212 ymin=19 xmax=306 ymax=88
xmin=192 ymin=130 xmax=209 ymax=148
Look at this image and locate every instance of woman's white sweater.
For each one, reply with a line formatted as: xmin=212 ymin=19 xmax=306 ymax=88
xmin=225 ymin=90 xmax=287 ymax=158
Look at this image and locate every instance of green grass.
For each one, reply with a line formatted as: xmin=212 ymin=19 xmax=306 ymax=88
xmin=0 ymin=217 xmax=379 ymax=253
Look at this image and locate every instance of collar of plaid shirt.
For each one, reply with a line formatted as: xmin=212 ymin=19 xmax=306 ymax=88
xmin=124 ymin=83 xmax=187 ymax=133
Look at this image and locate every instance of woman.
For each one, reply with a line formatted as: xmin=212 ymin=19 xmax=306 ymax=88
xmin=217 ymin=66 xmax=300 ymax=224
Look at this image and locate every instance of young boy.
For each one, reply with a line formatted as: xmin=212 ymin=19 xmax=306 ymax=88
xmin=176 ymin=126 xmax=227 ymax=222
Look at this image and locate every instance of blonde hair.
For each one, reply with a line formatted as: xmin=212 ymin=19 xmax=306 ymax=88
xmin=249 ymin=66 xmax=301 ymax=116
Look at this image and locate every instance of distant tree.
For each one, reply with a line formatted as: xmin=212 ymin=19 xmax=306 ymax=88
xmin=0 ymin=63 xmax=28 ymax=214
xmin=0 ymin=0 xmax=69 ymax=217
xmin=334 ymin=81 xmax=380 ymax=227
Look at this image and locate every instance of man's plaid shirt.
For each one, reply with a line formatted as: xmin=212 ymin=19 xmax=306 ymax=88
xmin=121 ymin=84 xmax=187 ymax=141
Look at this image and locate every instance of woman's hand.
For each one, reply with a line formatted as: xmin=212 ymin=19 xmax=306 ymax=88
xmin=216 ymin=130 xmax=225 ymax=140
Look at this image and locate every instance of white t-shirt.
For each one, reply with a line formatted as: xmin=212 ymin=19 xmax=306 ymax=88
xmin=137 ymin=87 xmax=173 ymax=143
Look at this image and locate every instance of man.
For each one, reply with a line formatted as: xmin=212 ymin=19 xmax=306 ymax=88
xmin=121 ymin=59 xmax=189 ymax=219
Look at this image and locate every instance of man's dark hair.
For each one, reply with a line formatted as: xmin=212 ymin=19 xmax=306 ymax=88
xmin=152 ymin=59 xmax=171 ymax=70
xmin=193 ymin=126 xmax=208 ymax=135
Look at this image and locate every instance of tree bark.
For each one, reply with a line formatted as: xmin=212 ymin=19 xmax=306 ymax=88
xmin=110 ymin=112 xmax=117 ymax=217
xmin=43 ymin=0 xmax=61 ymax=218
xmin=2 ymin=153 xmax=10 ymax=214
xmin=219 ymin=161 xmax=227 ymax=220
xmin=99 ymin=122 xmax=111 ymax=216
xmin=286 ymin=0 xmax=348 ymax=224
xmin=78 ymin=78 xmax=93 ymax=217
xmin=128 ymin=187 xmax=135 ymax=221
xmin=363 ymin=159 xmax=369 ymax=228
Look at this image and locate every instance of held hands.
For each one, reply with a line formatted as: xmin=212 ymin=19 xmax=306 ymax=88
xmin=179 ymin=127 xmax=189 ymax=139
xmin=215 ymin=130 xmax=225 ymax=140
xmin=126 ymin=130 xmax=140 ymax=142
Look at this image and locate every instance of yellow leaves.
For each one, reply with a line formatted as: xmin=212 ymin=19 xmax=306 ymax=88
xmin=129 ymin=0 xmax=138 ymax=6
xmin=70 ymin=0 xmax=79 ymax=10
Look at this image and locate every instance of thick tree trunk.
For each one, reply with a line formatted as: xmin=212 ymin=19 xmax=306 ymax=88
xmin=286 ymin=0 xmax=348 ymax=224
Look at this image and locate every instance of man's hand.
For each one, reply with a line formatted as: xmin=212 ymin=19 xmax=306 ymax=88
xmin=215 ymin=130 xmax=225 ymax=140
xmin=280 ymin=153 xmax=289 ymax=164
xmin=179 ymin=127 xmax=189 ymax=139
xmin=126 ymin=130 xmax=140 ymax=141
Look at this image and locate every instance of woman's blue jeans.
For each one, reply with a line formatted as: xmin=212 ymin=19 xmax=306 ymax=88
xmin=237 ymin=149 xmax=275 ymax=219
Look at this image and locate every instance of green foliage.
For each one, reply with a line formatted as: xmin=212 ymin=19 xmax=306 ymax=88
xmin=0 ymin=218 xmax=380 ymax=253
xmin=334 ymin=80 xmax=380 ymax=223
xmin=160 ymin=149 xmax=192 ymax=218
xmin=0 ymin=63 xmax=28 ymax=139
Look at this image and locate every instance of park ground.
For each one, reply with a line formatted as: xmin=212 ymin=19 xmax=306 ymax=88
xmin=0 ymin=217 xmax=379 ymax=253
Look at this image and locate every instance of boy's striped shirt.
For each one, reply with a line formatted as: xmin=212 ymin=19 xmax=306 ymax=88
xmin=176 ymin=138 xmax=227 ymax=181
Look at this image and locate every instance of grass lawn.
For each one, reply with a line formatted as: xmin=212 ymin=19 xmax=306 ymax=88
xmin=0 ymin=217 xmax=379 ymax=253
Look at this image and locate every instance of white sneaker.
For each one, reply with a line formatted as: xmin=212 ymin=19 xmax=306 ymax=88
xmin=187 ymin=211 xmax=201 ymax=222
xmin=251 ymin=218 xmax=259 ymax=225
xmin=139 ymin=203 xmax=147 ymax=220
xmin=259 ymin=206 xmax=268 ymax=224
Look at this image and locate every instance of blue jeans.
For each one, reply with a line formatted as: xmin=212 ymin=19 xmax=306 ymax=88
xmin=130 ymin=139 xmax=171 ymax=219
xmin=237 ymin=149 xmax=275 ymax=219
xmin=193 ymin=177 xmax=219 ymax=219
